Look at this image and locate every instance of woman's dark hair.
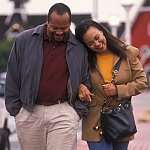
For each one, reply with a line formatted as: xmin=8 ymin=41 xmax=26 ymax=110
xmin=47 ymin=3 xmax=71 ymax=23
xmin=75 ymin=19 xmax=127 ymax=71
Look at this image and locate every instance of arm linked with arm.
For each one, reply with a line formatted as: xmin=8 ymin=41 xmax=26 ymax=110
xmin=74 ymin=47 xmax=92 ymax=118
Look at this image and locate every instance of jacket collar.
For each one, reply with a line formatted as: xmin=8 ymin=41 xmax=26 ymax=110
xmin=68 ymin=31 xmax=78 ymax=45
xmin=32 ymin=23 xmax=78 ymax=45
xmin=32 ymin=23 xmax=45 ymax=36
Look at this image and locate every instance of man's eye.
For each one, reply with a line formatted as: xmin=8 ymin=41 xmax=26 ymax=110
xmin=60 ymin=28 xmax=66 ymax=30
xmin=52 ymin=27 xmax=58 ymax=30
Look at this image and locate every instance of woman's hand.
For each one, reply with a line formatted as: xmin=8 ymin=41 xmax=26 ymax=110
xmin=78 ymin=84 xmax=94 ymax=102
xmin=103 ymin=83 xmax=118 ymax=96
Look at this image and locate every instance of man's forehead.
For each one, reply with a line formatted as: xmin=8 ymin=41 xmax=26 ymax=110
xmin=48 ymin=23 xmax=70 ymax=28
xmin=48 ymin=12 xmax=70 ymax=27
xmin=49 ymin=12 xmax=70 ymax=20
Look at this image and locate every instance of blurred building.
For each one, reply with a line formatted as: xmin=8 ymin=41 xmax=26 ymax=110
xmin=0 ymin=14 xmax=92 ymax=40
xmin=0 ymin=0 xmax=149 ymax=63
xmin=131 ymin=0 xmax=150 ymax=87
xmin=132 ymin=0 xmax=150 ymax=69
xmin=0 ymin=0 xmax=127 ymax=40
xmin=0 ymin=0 xmax=93 ymax=40
xmin=0 ymin=0 xmax=149 ymax=87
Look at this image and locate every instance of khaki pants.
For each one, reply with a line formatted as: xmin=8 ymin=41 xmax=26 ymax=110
xmin=15 ymin=102 xmax=80 ymax=150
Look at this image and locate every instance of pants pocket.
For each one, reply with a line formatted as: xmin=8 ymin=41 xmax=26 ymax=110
xmin=15 ymin=107 xmax=30 ymax=124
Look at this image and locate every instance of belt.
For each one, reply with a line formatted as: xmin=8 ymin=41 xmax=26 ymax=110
xmin=36 ymin=99 xmax=67 ymax=106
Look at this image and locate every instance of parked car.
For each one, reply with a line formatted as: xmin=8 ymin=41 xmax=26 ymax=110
xmin=0 ymin=72 xmax=6 ymax=81
xmin=0 ymin=80 xmax=5 ymax=97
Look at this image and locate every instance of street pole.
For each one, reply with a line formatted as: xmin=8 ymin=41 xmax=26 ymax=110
xmin=92 ymin=0 xmax=98 ymax=21
xmin=121 ymin=2 xmax=133 ymax=45
xmin=108 ymin=15 xmax=120 ymax=37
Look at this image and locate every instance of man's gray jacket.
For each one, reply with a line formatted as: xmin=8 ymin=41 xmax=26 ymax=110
xmin=5 ymin=24 xmax=91 ymax=118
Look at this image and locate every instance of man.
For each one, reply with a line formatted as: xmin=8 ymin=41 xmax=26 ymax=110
xmin=5 ymin=3 xmax=91 ymax=150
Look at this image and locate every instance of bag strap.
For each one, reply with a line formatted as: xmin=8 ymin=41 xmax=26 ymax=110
xmin=102 ymin=58 xmax=122 ymax=109
xmin=111 ymin=58 xmax=122 ymax=83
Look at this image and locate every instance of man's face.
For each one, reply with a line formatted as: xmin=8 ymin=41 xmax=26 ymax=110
xmin=47 ymin=12 xmax=71 ymax=42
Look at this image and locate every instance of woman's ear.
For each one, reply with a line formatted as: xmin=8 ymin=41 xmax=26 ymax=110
xmin=100 ymin=31 xmax=103 ymax=35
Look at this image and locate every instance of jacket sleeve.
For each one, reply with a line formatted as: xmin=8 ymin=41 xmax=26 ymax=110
xmin=81 ymin=47 xmax=91 ymax=90
xmin=116 ymin=46 xmax=148 ymax=99
xmin=5 ymin=39 xmax=22 ymax=116
xmin=74 ymin=46 xmax=91 ymax=118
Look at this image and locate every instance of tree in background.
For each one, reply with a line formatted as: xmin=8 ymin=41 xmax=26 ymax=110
xmin=0 ymin=39 xmax=14 ymax=73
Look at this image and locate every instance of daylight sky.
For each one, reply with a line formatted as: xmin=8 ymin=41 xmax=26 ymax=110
xmin=0 ymin=0 xmax=144 ymax=22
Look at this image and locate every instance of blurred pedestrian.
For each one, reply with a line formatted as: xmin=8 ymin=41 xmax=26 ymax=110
xmin=75 ymin=19 xmax=148 ymax=150
xmin=5 ymin=3 xmax=91 ymax=150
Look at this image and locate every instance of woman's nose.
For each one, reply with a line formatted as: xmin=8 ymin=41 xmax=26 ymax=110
xmin=94 ymin=41 xmax=100 ymax=47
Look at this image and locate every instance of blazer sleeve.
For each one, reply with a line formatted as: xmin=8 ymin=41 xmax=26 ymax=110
xmin=116 ymin=46 xmax=148 ymax=99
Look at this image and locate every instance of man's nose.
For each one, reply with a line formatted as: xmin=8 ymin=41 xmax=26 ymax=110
xmin=55 ymin=31 xmax=63 ymax=35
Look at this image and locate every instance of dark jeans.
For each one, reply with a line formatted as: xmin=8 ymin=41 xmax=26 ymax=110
xmin=87 ymin=139 xmax=129 ymax=150
xmin=112 ymin=141 xmax=129 ymax=150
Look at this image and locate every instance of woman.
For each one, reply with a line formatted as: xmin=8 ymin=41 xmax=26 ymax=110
xmin=75 ymin=19 xmax=148 ymax=150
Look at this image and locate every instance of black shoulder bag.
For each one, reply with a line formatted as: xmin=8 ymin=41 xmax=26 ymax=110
xmin=100 ymin=58 xmax=137 ymax=142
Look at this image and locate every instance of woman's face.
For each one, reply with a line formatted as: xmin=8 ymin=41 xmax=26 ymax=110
xmin=83 ymin=26 xmax=107 ymax=54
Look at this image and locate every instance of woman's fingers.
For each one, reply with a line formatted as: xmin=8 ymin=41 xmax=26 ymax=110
xmin=79 ymin=90 xmax=94 ymax=102
xmin=78 ymin=84 xmax=94 ymax=101
xmin=103 ymin=83 xmax=117 ymax=96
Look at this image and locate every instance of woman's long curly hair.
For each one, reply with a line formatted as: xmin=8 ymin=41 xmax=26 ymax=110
xmin=75 ymin=19 xmax=127 ymax=71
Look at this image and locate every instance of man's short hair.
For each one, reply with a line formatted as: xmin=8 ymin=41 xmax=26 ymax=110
xmin=48 ymin=3 xmax=71 ymax=23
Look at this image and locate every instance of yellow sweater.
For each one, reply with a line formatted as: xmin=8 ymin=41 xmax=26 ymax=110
xmin=96 ymin=53 xmax=114 ymax=83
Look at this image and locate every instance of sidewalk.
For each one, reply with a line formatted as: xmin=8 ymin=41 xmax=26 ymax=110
xmin=77 ymin=91 xmax=150 ymax=150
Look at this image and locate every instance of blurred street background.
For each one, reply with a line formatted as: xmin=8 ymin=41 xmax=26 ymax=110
xmin=0 ymin=0 xmax=150 ymax=149
xmin=0 ymin=0 xmax=150 ymax=89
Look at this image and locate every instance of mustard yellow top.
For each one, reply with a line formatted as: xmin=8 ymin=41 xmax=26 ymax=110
xmin=96 ymin=52 xmax=114 ymax=83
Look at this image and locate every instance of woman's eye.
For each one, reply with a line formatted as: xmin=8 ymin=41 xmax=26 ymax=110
xmin=87 ymin=42 xmax=94 ymax=47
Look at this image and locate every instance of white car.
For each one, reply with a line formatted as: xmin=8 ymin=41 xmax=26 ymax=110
xmin=0 ymin=72 xmax=6 ymax=97
xmin=0 ymin=72 xmax=6 ymax=81
xmin=0 ymin=80 xmax=5 ymax=97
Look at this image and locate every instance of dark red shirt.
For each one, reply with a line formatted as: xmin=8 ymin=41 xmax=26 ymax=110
xmin=36 ymin=25 xmax=69 ymax=104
